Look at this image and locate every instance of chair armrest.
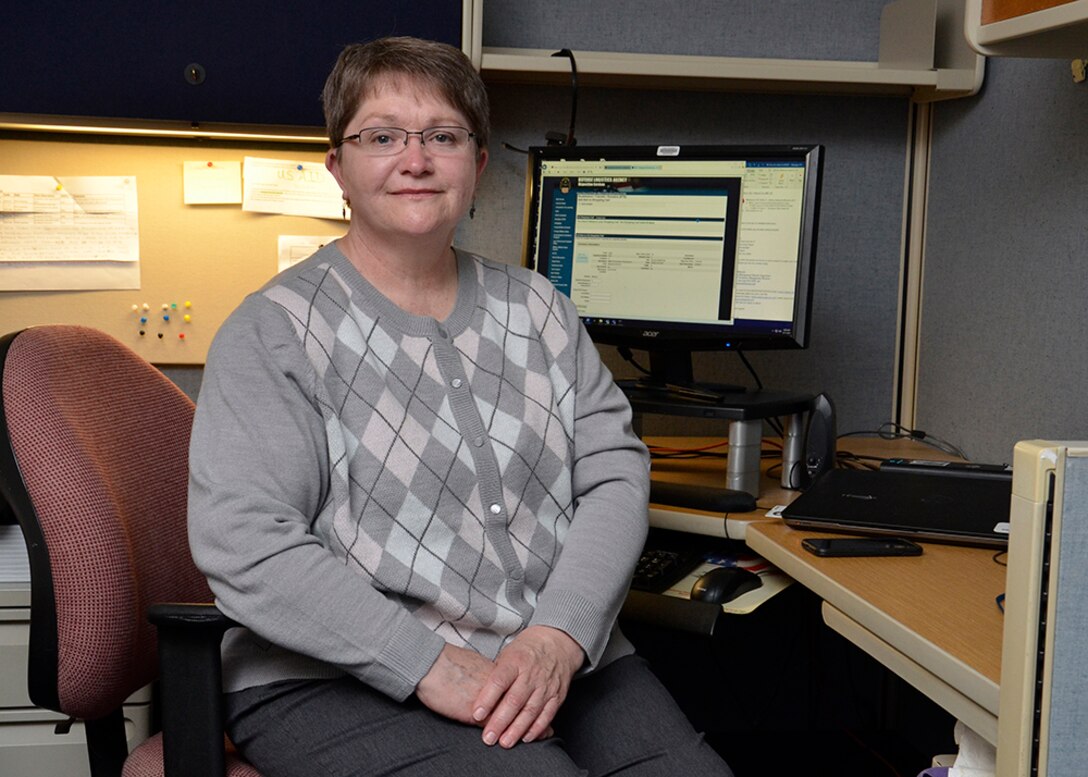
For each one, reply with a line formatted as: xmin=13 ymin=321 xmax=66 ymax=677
xmin=147 ymin=602 xmax=239 ymax=777
xmin=149 ymin=602 xmax=237 ymax=630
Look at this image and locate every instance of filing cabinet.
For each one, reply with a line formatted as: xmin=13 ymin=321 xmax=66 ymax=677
xmin=0 ymin=583 xmax=151 ymax=777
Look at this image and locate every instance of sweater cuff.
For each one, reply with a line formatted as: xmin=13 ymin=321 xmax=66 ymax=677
xmin=370 ymin=617 xmax=446 ymax=701
xmin=527 ymin=589 xmax=612 ymax=668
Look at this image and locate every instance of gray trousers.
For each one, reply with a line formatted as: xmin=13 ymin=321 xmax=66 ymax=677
xmin=224 ymin=655 xmax=734 ymax=777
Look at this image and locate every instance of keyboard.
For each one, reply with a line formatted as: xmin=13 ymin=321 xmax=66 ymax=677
xmin=630 ymin=547 xmax=705 ymax=593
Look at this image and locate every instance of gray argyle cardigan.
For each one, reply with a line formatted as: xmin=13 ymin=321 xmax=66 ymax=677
xmin=188 ymin=244 xmax=649 ymax=701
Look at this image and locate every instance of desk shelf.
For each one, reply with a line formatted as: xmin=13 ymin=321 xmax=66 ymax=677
xmin=479 ymin=0 xmax=984 ymax=102
xmin=481 ymin=46 xmax=982 ymax=101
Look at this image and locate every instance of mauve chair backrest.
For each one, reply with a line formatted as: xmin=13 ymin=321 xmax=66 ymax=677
xmin=0 ymin=325 xmax=212 ymax=720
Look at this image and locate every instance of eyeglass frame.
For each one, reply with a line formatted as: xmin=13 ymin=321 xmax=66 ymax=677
xmin=335 ymin=125 xmax=478 ymax=155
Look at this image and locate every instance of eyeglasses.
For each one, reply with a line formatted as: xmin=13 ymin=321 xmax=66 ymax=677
xmin=337 ymin=126 xmax=477 ymax=156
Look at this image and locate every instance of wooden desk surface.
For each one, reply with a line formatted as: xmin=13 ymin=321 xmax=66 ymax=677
xmin=648 ymin=435 xmax=1007 ymax=741
xmin=746 ymin=521 xmax=1004 ymax=689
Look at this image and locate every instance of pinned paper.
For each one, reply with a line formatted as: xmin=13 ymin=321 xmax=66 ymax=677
xmin=0 ymin=175 xmax=139 ymax=263
xmin=0 ymin=174 xmax=141 ymax=290
xmin=243 ymin=157 xmax=347 ymax=221
xmin=277 ymin=234 xmax=343 ymax=273
xmin=183 ymin=160 xmax=242 ymax=205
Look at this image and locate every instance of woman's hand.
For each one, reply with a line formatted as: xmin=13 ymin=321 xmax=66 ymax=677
xmin=471 ymin=625 xmax=585 ymax=748
xmin=415 ymin=643 xmax=497 ymax=725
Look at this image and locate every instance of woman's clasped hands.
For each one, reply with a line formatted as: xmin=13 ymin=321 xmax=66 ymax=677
xmin=415 ymin=625 xmax=585 ymax=749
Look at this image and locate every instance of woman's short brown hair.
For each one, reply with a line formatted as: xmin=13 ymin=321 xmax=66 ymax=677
xmin=322 ymin=36 xmax=490 ymax=153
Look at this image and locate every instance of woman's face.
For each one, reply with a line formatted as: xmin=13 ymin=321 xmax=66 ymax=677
xmin=325 ymin=76 xmax=488 ymax=248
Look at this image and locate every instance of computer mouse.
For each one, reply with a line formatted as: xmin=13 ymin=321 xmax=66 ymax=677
xmin=690 ymin=567 xmax=762 ymax=604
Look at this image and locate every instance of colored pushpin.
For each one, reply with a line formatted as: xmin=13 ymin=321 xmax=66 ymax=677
xmin=142 ymin=303 xmax=150 ymax=311
xmin=140 ymin=317 xmax=147 ymax=324
xmin=163 ymin=314 xmax=170 ymax=322
xmin=131 ymin=304 xmax=139 ymax=312
xmin=161 ymin=303 xmax=169 ymax=310
xmin=157 ymin=333 xmax=164 ymax=339
xmin=178 ymin=333 xmax=186 ymax=340
xmin=171 ymin=302 xmax=177 ymax=309
xmin=138 ymin=330 xmax=146 ymax=337
xmin=183 ymin=314 xmax=192 ymax=323
xmin=184 ymin=301 xmax=192 ymax=308
xmin=296 ymin=164 xmax=303 ymax=170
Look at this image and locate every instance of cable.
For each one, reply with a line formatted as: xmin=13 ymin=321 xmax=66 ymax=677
xmin=834 ymin=451 xmax=882 ymax=471
xmin=549 ymin=49 xmax=578 ymax=146
xmin=617 ymin=346 xmax=651 ymax=376
xmin=838 ymin=422 xmax=969 ymax=460
xmin=647 ymin=439 xmax=730 ymax=455
xmin=501 ymin=50 xmax=578 ymax=153
xmin=736 ymin=350 xmax=763 ymax=391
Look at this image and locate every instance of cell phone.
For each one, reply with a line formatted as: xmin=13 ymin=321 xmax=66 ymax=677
xmin=801 ymin=537 xmax=923 ymax=557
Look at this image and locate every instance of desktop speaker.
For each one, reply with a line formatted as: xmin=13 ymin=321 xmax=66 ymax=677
xmin=801 ymin=393 xmax=837 ymax=488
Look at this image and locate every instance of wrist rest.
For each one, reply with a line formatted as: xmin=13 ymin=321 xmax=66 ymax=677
xmin=650 ymin=480 xmax=757 ymax=513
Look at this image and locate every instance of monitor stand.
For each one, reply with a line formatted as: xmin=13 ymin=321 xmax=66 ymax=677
xmin=617 ymin=350 xmax=814 ymax=498
xmin=621 ymin=350 xmax=747 ymax=405
xmin=625 ymin=378 xmax=746 ymax=405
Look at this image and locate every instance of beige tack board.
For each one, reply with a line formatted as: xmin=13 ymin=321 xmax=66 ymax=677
xmin=0 ymin=133 xmax=345 ymax=364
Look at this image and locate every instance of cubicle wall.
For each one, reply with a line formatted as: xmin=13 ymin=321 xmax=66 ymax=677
xmin=1002 ymin=440 xmax=1088 ymax=776
xmin=465 ymin=0 xmax=909 ymax=437
xmin=921 ymin=57 xmax=1088 ymax=462
xmin=463 ymin=83 xmax=909 ymax=438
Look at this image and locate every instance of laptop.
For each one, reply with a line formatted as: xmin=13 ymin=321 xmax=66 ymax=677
xmin=781 ymin=468 xmax=1011 ymax=548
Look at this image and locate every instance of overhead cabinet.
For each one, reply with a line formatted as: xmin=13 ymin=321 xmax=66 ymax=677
xmin=0 ymin=1 xmax=478 ymax=139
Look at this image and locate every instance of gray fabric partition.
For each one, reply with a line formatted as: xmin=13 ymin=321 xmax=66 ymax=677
xmin=483 ymin=0 xmax=885 ymax=60
xmin=922 ymin=57 xmax=1088 ymax=462
xmin=459 ymin=0 xmax=909 ymax=437
xmin=1051 ymin=455 xmax=1088 ymax=774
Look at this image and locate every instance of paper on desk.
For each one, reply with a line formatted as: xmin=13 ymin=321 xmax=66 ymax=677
xmin=0 ymin=525 xmax=30 ymax=584
xmin=243 ymin=157 xmax=348 ymax=220
xmin=662 ymin=554 xmax=792 ymax=615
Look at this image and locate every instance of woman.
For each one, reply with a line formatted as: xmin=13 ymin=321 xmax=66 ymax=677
xmin=188 ymin=36 xmax=732 ymax=776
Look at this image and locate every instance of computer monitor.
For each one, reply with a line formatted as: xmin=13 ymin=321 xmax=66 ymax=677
xmin=523 ymin=143 xmax=823 ymax=398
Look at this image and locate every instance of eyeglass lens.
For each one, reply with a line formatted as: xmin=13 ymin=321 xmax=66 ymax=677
xmin=346 ymin=127 xmax=474 ymax=155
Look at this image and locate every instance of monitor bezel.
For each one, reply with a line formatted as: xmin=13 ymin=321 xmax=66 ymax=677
xmin=522 ymin=143 xmax=824 ymax=354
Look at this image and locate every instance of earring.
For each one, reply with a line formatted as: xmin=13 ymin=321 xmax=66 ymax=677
xmin=469 ymin=200 xmax=477 ymax=220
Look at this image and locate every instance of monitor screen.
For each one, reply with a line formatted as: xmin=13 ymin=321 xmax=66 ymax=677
xmin=523 ymin=144 xmax=823 ymax=389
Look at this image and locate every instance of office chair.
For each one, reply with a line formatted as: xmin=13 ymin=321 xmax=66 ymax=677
xmin=0 ymin=325 xmax=260 ymax=777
